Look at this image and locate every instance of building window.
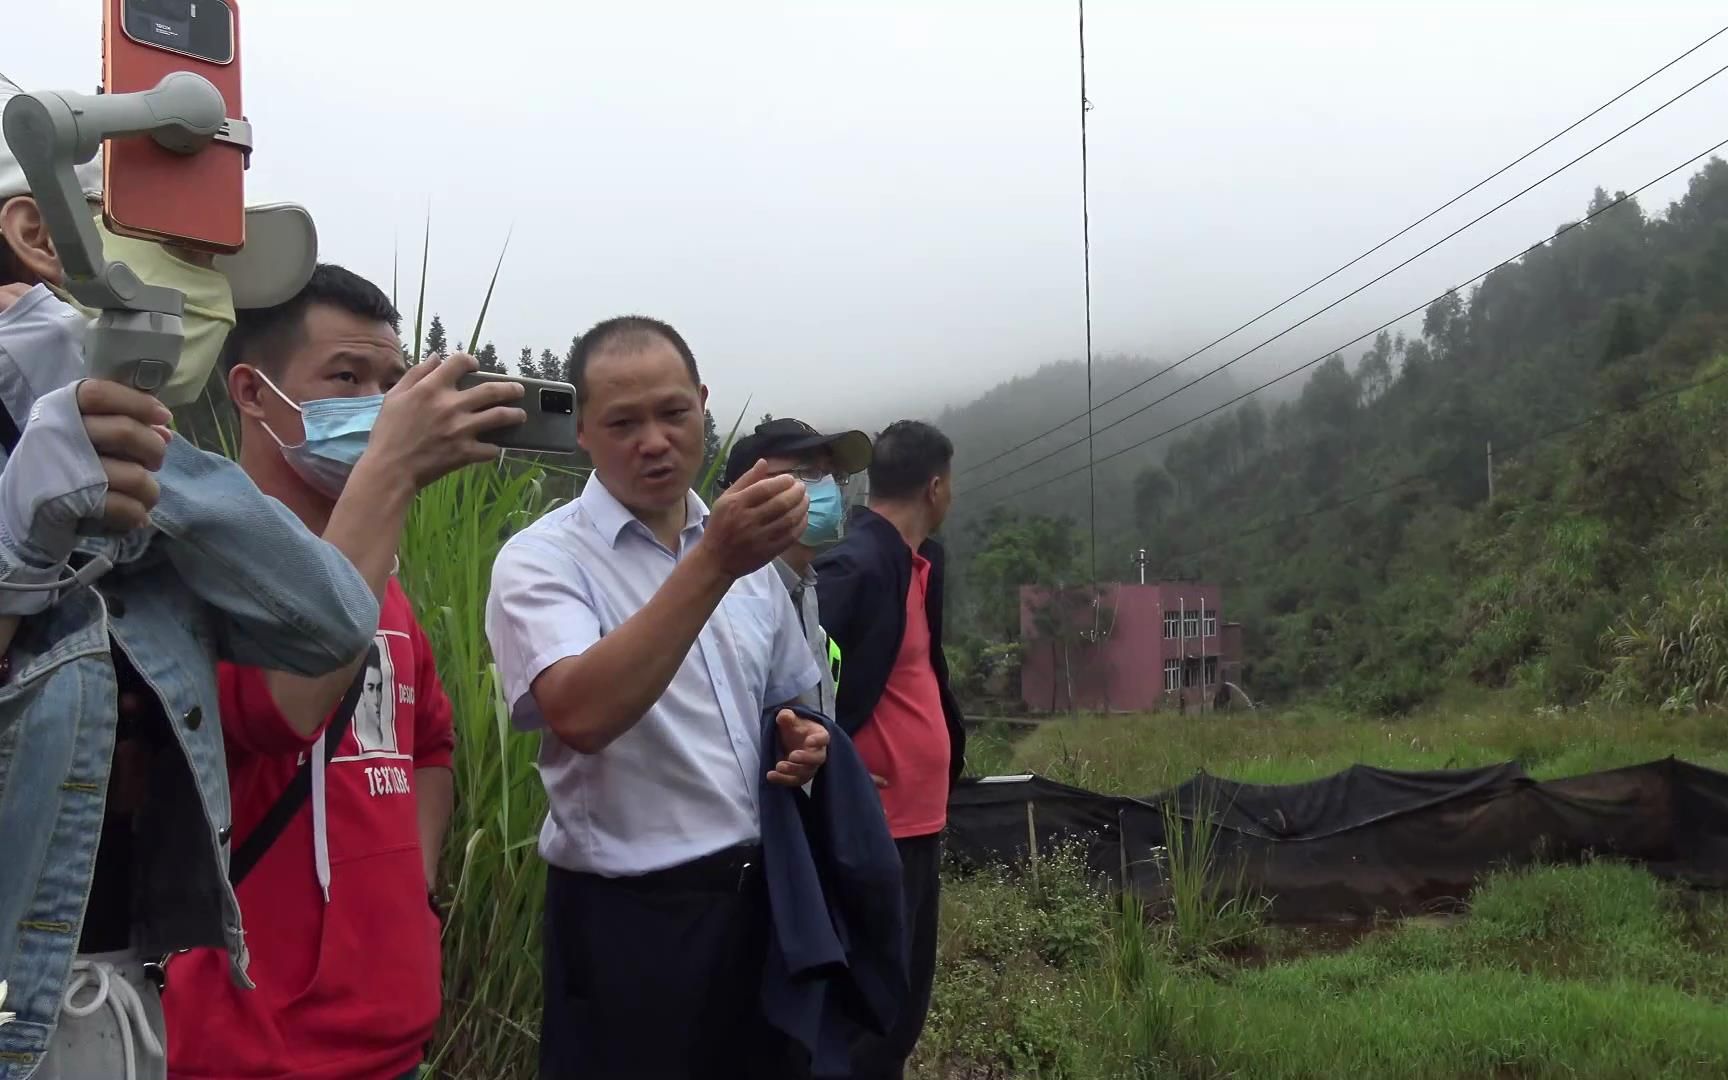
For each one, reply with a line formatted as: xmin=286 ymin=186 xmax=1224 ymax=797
xmin=1182 ymin=612 xmax=1200 ymax=639
xmin=1163 ymin=613 xmax=1179 ymax=639
xmin=1163 ymin=659 xmax=1180 ymax=691
xmin=1184 ymin=658 xmax=1202 ymax=688
xmin=1205 ymin=656 xmax=1219 ymax=686
xmin=1203 ymin=615 xmax=1218 ymax=638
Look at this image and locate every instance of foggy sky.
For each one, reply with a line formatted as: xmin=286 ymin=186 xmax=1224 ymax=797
xmin=17 ymin=1 xmax=1727 ymax=431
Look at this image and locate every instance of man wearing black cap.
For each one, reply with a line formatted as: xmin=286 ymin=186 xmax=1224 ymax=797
xmin=722 ymin=417 xmax=872 ymax=716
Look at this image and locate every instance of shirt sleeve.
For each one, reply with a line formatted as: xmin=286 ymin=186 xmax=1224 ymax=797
xmin=764 ymin=577 xmax=822 ymax=707
xmin=411 ymin=615 xmax=456 ymax=770
xmin=218 ymin=661 xmax=325 ymax=758
xmin=485 ymin=535 xmax=601 ymax=731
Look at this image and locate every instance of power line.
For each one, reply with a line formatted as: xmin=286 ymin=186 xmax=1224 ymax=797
xmin=968 ymin=59 xmax=1728 ymax=495
xmin=973 ymin=132 xmax=1728 ymax=512
xmin=1145 ymin=362 xmax=1728 ymax=569
xmin=957 ymin=22 xmax=1728 ymax=483
xmin=1078 ymin=0 xmax=1098 ymax=586
xmin=965 ymin=64 xmax=1728 ymax=502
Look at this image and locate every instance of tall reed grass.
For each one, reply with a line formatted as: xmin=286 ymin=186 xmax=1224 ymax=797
xmin=399 ymin=465 xmax=555 ymax=1077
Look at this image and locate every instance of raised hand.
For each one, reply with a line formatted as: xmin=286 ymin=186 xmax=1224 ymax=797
xmin=700 ymin=458 xmax=809 ymax=579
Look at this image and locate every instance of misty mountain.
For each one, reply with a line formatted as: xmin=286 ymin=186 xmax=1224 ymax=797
xmin=948 ymin=158 xmax=1728 ymax=715
xmin=935 ymin=354 xmax=1245 ymax=568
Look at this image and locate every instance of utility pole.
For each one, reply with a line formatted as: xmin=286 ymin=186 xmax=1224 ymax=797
xmin=1135 ymin=548 xmax=1147 ymax=585
xmin=1486 ymin=441 xmax=1496 ymax=501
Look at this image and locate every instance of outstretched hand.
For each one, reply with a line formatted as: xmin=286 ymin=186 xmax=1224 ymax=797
xmin=767 ymin=708 xmax=829 ymax=788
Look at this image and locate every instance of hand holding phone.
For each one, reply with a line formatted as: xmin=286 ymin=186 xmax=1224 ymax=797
xmin=361 ymin=354 xmax=528 ymax=492
xmin=454 ymin=370 xmax=580 ymax=455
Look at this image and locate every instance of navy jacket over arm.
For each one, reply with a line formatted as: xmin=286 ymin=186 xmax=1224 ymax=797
xmin=812 ymin=507 xmax=966 ymax=784
xmin=759 ymin=704 xmax=909 ymax=1077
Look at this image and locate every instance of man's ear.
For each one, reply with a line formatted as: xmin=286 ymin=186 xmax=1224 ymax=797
xmin=227 ymin=362 xmax=271 ymax=423
xmin=699 ymin=383 xmax=710 ymax=410
xmin=0 ymin=196 xmax=65 ymax=287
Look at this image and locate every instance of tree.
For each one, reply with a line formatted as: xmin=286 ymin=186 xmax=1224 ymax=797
xmin=702 ymin=408 xmax=722 ymax=477
xmin=1598 ymin=298 xmax=1648 ymax=368
xmin=424 ymin=314 xmax=449 ymax=358
xmin=966 ymin=510 xmax=1083 ymax=641
xmin=1401 ymin=338 xmax=1433 ymax=387
xmin=1133 ymin=467 xmax=1174 ymax=533
xmin=1202 ymin=419 xmax=1237 ymax=478
xmin=1298 ymin=354 xmax=1359 ymax=433
xmin=538 ymin=349 xmax=558 ymax=380
xmin=1236 ymin=398 xmax=1268 ymax=459
xmin=1422 ymin=290 xmax=1468 ymax=363
xmin=516 ymin=346 xmax=534 ymax=376
xmin=1356 ymin=331 xmax=1394 ymax=404
xmin=476 ymin=342 xmax=505 ymax=373
xmin=560 ymin=336 xmax=581 ymax=384
xmin=1162 ymin=435 xmax=1208 ymax=503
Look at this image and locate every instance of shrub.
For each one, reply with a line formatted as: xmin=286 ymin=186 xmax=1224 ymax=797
xmin=1601 ymin=568 xmax=1728 ymax=712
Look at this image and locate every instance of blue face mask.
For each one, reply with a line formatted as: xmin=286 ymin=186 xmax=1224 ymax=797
xmin=802 ymin=477 xmax=845 ymax=546
xmin=258 ymin=371 xmax=383 ymax=498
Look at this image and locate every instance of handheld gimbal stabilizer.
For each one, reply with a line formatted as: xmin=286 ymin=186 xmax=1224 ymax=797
xmin=2 ymin=71 xmax=252 ymax=393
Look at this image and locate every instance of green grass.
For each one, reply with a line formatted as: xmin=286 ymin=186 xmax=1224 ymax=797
xmin=915 ymin=700 xmax=1728 ymax=1078
xmin=919 ymin=858 xmax=1728 ymax=1080
xmin=1004 ymin=690 xmax=1728 ymax=794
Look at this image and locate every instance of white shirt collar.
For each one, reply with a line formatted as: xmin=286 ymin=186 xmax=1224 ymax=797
xmin=579 ymin=473 xmax=708 ymax=549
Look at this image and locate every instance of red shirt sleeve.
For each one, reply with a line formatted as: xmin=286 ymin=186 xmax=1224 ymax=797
xmin=218 ymin=660 xmax=325 ymax=757
xmin=410 ymin=616 xmax=455 ymax=771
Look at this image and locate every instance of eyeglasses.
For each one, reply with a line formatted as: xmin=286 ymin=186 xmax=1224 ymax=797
xmin=781 ymin=464 xmax=848 ymax=487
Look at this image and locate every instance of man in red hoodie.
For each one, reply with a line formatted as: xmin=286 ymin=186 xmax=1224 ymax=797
xmin=161 ymin=264 xmax=525 ymax=1080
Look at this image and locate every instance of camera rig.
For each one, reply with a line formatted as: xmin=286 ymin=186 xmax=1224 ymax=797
xmin=2 ymin=71 xmax=252 ymax=392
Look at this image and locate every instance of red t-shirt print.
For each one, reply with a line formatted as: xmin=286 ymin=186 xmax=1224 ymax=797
xmin=164 ymin=579 xmax=455 ymax=1080
xmin=850 ymin=553 xmax=952 ymax=839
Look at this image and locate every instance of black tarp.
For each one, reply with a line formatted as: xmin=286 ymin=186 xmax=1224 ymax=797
xmin=944 ymin=758 xmax=1728 ymax=921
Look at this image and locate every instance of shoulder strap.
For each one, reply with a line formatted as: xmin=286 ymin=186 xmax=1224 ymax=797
xmin=228 ymin=662 xmax=368 ymax=888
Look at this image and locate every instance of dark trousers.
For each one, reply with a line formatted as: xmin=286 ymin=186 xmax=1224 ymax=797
xmin=847 ymin=832 xmax=942 ymax=1080
xmin=540 ymin=847 xmax=803 ymax=1080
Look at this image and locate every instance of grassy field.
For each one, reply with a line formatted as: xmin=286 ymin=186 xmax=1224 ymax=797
xmin=395 ymin=462 xmax=1728 ymax=1078
xmin=970 ymin=690 xmax=1728 ymax=790
xmin=917 ymin=699 xmax=1728 ymax=1079
xmin=919 ymin=856 xmax=1728 ymax=1079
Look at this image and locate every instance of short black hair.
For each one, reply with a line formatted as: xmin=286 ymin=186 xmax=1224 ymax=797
xmin=221 ymin=262 xmax=400 ymax=373
xmin=868 ymin=420 xmax=953 ymax=500
xmin=570 ymin=315 xmax=700 ymax=409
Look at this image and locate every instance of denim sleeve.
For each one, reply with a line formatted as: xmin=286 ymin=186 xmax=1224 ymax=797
xmin=0 ymin=385 xmax=113 ymax=616
xmin=147 ymin=436 xmax=379 ymax=674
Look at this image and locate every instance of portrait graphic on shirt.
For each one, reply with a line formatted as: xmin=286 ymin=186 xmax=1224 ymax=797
xmin=350 ymin=635 xmax=400 ymax=756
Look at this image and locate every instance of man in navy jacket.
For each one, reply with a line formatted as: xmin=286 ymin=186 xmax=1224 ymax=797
xmin=814 ymin=420 xmax=965 ymax=1079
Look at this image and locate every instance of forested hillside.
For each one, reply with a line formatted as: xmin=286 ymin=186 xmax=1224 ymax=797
xmin=935 ymin=355 xmax=1245 ymax=541
xmin=948 ymin=159 xmax=1728 ymax=715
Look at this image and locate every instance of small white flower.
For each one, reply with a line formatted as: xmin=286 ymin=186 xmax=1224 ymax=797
xmin=0 ymin=979 xmax=13 ymax=1027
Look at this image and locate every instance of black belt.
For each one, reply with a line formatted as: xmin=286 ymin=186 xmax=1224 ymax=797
xmin=575 ymin=843 xmax=764 ymax=895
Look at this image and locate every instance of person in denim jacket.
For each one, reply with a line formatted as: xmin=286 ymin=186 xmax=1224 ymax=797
xmin=0 ymin=99 xmax=378 ymax=1078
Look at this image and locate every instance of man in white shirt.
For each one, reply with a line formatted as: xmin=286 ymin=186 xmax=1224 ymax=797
xmin=485 ymin=316 xmax=829 ymax=1080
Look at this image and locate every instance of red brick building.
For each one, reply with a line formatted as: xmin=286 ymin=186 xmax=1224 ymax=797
xmin=1018 ymin=582 xmax=1243 ymax=714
